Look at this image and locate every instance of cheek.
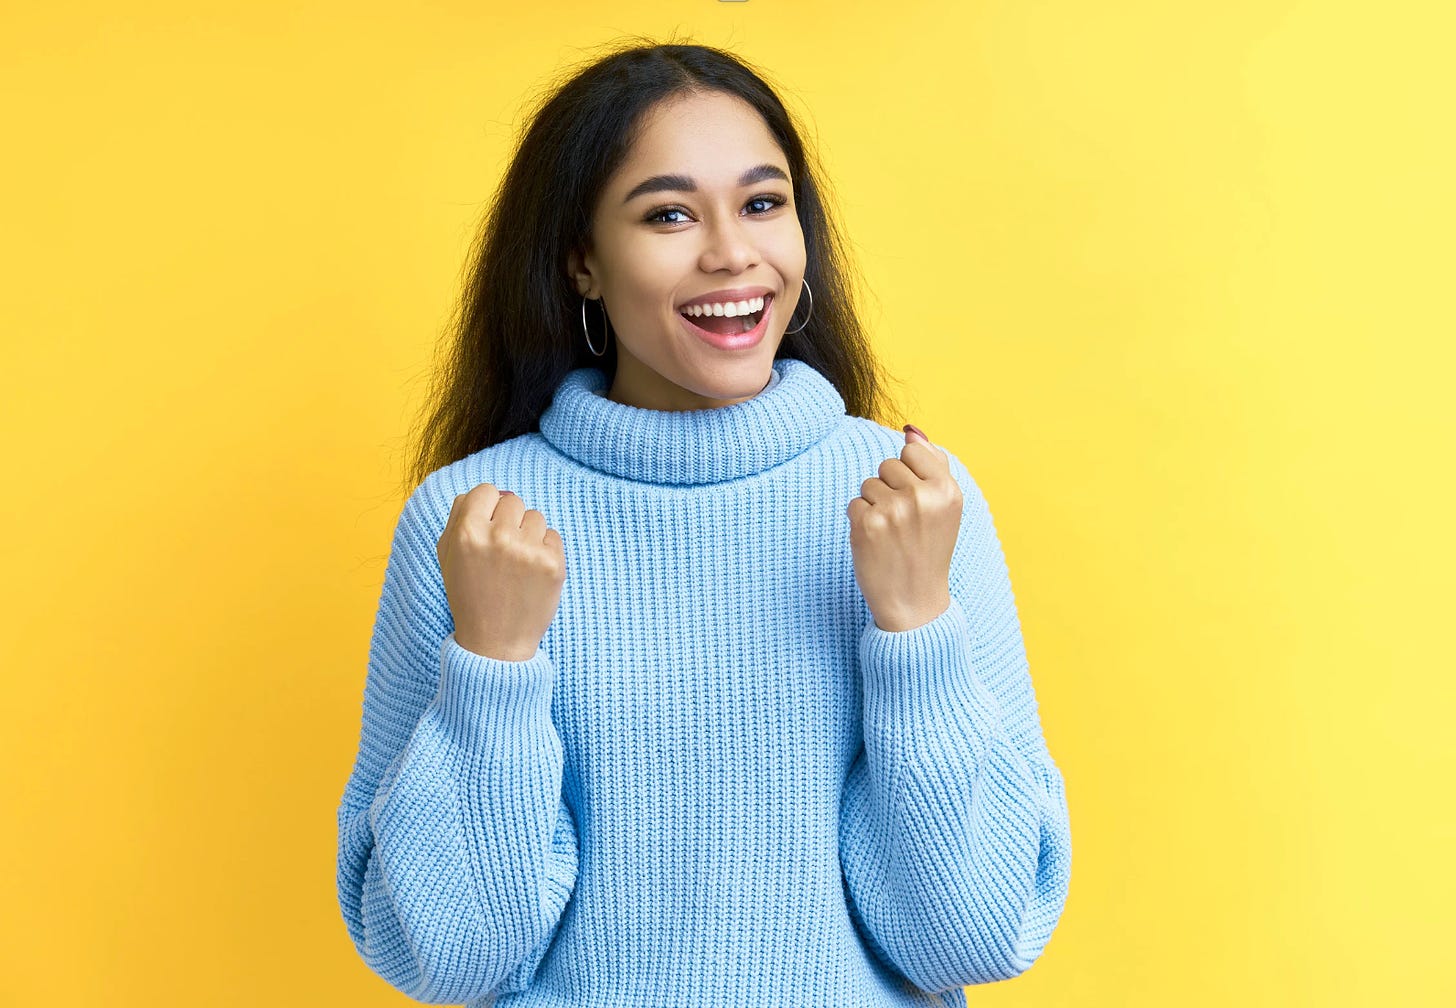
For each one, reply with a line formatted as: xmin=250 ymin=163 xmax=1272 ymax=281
xmin=617 ymin=241 xmax=684 ymax=291
xmin=767 ymin=221 xmax=808 ymax=268
xmin=599 ymin=253 xmax=669 ymax=309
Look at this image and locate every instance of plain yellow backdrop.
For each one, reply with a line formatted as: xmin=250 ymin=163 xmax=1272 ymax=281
xmin=3 ymin=1 xmax=1452 ymax=1005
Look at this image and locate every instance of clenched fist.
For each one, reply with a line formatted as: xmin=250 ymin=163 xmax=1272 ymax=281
xmin=846 ymin=425 xmax=962 ymax=632
xmin=437 ymin=483 xmax=566 ymax=661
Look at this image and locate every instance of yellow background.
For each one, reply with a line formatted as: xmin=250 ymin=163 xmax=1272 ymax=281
xmin=3 ymin=1 xmax=1452 ymax=1005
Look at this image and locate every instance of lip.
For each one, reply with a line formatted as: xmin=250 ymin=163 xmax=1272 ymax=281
xmin=679 ymin=292 xmax=773 ymax=351
xmin=676 ymin=285 xmax=774 ymax=311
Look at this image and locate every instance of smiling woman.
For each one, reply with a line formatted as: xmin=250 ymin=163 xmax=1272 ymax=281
xmin=335 ymin=35 xmax=1071 ymax=1008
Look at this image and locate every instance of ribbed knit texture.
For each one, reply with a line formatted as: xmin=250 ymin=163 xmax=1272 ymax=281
xmin=336 ymin=358 xmax=1072 ymax=1007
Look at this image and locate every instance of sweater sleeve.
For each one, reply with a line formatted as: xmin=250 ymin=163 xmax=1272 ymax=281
xmin=838 ymin=453 xmax=1072 ymax=994
xmin=335 ymin=481 xmax=579 ymax=1004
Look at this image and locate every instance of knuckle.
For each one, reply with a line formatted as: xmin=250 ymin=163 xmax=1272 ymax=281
xmin=458 ymin=523 xmax=488 ymax=550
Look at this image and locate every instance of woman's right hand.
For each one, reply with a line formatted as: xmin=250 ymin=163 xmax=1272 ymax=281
xmin=436 ymin=483 xmax=566 ymax=662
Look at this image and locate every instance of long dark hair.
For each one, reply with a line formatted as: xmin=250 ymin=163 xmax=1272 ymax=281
xmin=401 ymin=35 xmax=903 ymax=497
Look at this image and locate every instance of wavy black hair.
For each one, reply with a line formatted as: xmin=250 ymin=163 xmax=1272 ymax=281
xmin=401 ymin=35 xmax=902 ymax=496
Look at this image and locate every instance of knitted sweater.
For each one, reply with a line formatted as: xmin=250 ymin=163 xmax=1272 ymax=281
xmin=335 ymin=358 xmax=1072 ymax=1007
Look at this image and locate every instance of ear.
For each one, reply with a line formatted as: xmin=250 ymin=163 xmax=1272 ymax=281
xmin=566 ymin=246 xmax=596 ymax=298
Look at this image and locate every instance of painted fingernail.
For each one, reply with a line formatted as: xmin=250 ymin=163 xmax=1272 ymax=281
xmin=903 ymin=423 xmax=929 ymax=442
xmin=500 ymin=490 xmax=514 ymax=496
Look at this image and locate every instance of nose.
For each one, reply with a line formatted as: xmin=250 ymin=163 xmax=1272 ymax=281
xmin=698 ymin=213 xmax=759 ymax=273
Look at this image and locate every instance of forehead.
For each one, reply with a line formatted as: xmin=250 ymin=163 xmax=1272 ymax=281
xmin=612 ymin=92 xmax=786 ymax=188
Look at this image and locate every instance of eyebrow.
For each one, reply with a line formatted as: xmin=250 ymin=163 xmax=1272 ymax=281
xmin=621 ymin=163 xmax=791 ymax=205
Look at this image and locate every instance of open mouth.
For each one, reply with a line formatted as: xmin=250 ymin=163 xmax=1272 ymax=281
xmin=678 ymin=293 xmax=772 ymax=338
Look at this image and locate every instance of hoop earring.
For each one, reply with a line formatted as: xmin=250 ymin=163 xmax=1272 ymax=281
xmin=581 ymin=295 xmax=610 ymax=357
xmin=784 ymin=279 xmax=813 ymax=335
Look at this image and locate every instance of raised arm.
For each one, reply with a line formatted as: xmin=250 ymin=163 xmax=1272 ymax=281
xmin=839 ymin=452 xmax=1072 ymax=994
xmin=335 ymin=479 xmax=579 ymax=1003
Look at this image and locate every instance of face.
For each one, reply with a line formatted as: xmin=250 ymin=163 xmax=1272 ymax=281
xmin=567 ymin=90 xmax=807 ymax=411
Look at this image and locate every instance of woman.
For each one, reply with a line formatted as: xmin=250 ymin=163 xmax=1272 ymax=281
xmin=335 ymin=39 xmax=1071 ymax=1008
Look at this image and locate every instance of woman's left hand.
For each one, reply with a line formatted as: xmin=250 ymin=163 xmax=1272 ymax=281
xmin=846 ymin=424 xmax=962 ymax=632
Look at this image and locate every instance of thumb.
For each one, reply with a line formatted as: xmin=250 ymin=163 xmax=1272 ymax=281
xmin=903 ymin=422 xmax=931 ymax=445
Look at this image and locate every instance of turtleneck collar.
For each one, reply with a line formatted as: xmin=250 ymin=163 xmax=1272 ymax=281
xmin=537 ymin=358 xmax=846 ymax=486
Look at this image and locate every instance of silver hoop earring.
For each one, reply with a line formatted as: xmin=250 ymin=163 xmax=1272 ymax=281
xmin=784 ymin=279 xmax=813 ymax=335
xmin=581 ymin=295 xmax=610 ymax=357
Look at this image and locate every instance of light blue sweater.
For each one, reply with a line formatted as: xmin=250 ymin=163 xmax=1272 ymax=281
xmin=336 ymin=358 xmax=1072 ymax=1007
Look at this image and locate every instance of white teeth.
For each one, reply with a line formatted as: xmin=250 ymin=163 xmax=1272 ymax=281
xmin=680 ymin=295 xmax=765 ymax=318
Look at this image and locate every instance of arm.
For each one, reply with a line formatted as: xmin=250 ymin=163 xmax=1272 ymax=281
xmin=838 ymin=452 xmax=1072 ymax=994
xmin=335 ymin=479 xmax=579 ymax=1003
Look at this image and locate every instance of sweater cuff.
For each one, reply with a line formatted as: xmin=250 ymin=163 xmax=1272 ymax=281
xmin=858 ymin=597 xmax=1002 ymax=767
xmin=433 ymin=632 xmax=557 ymax=750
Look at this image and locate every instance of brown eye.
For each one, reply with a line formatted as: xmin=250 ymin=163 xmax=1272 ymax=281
xmin=646 ymin=206 xmax=690 ymax=225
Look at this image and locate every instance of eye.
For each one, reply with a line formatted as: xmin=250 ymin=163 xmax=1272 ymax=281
xmin=644 ymin=193 xmax=790 ymax=226
xmin=645 ymin=206 xmax=691 ymax=225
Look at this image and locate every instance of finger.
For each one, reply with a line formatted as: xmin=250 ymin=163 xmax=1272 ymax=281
xmin=876 ymin=456 xmax=917 ymax=489
xmin=858 ymin=476 xmax=895 ymax=505
xmin=490 ymin=491 xmax=526 ymax=527
xmin=898 ymin=438 xmax=949 ymax=481
xmin=467 ymin=481 xmax=513 ymax=522
xmin=465 ymin=481 xmax=505 ymax=510
xmin=520 ymin=508 xmax=547 ymax=541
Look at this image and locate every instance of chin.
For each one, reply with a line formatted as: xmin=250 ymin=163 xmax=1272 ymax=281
xmin=688 ymin=360 xmax=774 ymax=396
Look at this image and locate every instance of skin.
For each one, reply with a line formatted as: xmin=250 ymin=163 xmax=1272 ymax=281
xmin=566 ymin=89 xmax=805 ymax=411
xmin=848 ymin=427 xmax=961 ymax=632
xmin=440 ymin=92 xmax=963 ymax=661
xmin=439 ymin=483 xmax=564 ymax=661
